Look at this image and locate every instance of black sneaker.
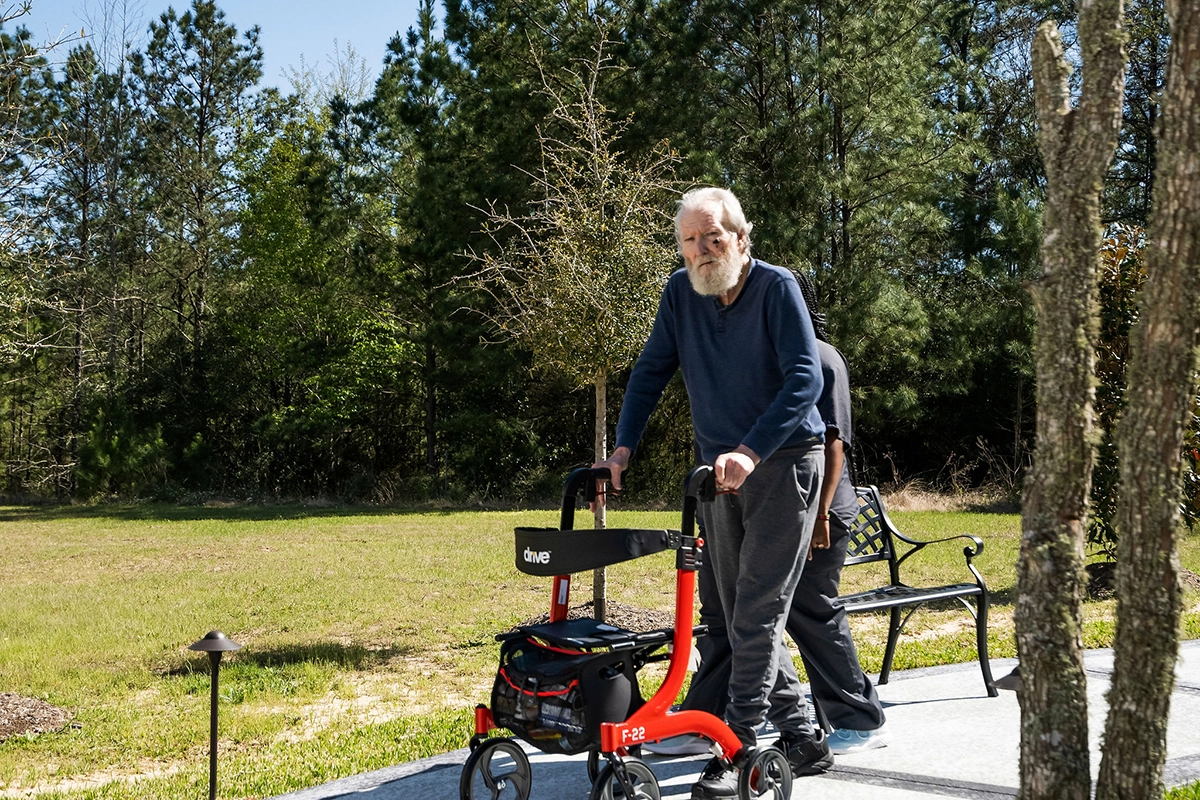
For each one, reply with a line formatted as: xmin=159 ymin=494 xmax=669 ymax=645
xmin=690 ymin=756 xmax=739 ymax=799
xmin=772 ymin=729 xmax=834 ymax=776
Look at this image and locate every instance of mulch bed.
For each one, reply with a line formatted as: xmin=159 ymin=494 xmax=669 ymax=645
xmin=1085 ymin=562 xmax=1200 ymax=601
xmin=0 ymin=693 xmax=73 ymax=742
xmin=514 ymin=600 xmax=673 ymax=632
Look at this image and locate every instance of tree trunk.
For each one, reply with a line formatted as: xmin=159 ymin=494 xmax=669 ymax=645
xmin=593 ymin=373 xmax=607 ymax=623
xmin=1018 ymin=6 xmax=1125 ymax=800
xmin=425 ymin=337 xmax=437 ymax=477
xmin=1096 ymin=2 xmax=1200 ymax=796
xmin=1014 ymin=373 xmax=1024 ymax=476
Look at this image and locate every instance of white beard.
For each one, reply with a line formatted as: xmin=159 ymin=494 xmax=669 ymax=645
xmin=686 ymin=247 xmax=744 ymax=297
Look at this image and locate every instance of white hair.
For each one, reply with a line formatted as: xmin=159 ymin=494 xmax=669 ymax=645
xmin=674 ymin=187 xmax=754 ymax=254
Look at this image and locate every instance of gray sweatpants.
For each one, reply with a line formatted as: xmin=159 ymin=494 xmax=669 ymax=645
xmin=682 ymin=514 xmax=886 ymax=732
xmin=700 ymin=444 xmax=824 ymax=747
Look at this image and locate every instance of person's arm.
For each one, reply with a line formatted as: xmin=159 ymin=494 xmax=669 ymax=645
xmin=613 ymin=285 xmax=680 ymax=457
xmin=592 ymin=282 xmax=680 ymax=508
xmin=809 ymin=427 xmax=842 ymax=559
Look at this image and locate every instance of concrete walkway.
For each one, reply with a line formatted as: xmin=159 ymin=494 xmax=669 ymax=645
xmin=273 ymin=641 xmax=1200 ymax=799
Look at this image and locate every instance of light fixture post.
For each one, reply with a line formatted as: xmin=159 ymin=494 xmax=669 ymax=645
xmin=189 ymin=631 xmax=242 ymax=800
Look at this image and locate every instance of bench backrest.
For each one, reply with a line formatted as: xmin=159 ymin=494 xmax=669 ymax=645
xmin=845 ymin=485 xmax=895 ymax=568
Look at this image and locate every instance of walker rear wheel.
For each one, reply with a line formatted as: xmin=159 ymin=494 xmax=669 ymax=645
xmin=738 ymin=747 xmax=792 ymax=800
xmin=589 ymin=757 xmax=660 ymax=800
xmin=459 ymin=737 xmax=532 ymax=800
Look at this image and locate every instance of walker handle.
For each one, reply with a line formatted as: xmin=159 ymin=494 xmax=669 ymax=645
xmin=682 ymin=465 xmax=715 ymax=538
xmin=552 ymin=466 xmax=615 ymax=622
xmin=560 ymin=467 xmax=612 ymax=530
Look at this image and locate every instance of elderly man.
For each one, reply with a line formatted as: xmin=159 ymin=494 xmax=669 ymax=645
xmin=659 ymin=310 xmax=890 ymax=757
xmin=595 ymin=187 xmax=832 ymax=799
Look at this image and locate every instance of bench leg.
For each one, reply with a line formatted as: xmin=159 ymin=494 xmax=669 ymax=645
xmin=975 ymin=594 xmax=997 ymax=697
xmin=879 ymin=607 xmax=902 ymax=685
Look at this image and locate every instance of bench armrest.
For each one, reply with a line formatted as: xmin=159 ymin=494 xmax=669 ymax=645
xmin=893 ymin=532 xmax=983 ymax=571
xmin=852 ymin=486 xmax=987 ymax=578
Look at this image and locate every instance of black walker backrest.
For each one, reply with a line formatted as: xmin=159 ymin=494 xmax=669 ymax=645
xmin=514 ymin=527 xmax=679 ymax=577
xmin=512 ymin=465 xmax=715 ymax=579
xmin=513 ymin=465 xmax=680 ymax=578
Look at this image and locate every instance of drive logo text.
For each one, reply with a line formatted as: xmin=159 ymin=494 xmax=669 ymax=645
xmin=523 ymin=547 xmax=551 ymax=565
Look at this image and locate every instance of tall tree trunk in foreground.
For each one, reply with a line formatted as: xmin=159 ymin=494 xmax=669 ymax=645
xmin=1018 ymin=3 xmax=1125 ymax=799
xmin=1097 ymin=2 xmax=1200 ymax=796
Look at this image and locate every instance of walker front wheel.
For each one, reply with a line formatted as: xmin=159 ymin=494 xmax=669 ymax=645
xmin=738 ymin=747 xmax=792 ymax=800
xmin=589 ymin=757 xmax=661 ymax=800
xmin=588 ymin=745 xmax=642 ymax=784
xmin=459 ymin=737 xmax=532 ymax=800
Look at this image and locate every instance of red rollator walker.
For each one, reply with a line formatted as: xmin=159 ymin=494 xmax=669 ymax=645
xmin=460 ymin=465 xmax=793 ymax=800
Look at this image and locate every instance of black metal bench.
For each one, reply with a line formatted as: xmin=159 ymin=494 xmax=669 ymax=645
xmin=834 ymin=485 xmax=997 ymax=697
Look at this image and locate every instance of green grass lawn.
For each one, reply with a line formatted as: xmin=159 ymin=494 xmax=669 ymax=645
xmin=2 ymin=501 xmax=1198 ymax=799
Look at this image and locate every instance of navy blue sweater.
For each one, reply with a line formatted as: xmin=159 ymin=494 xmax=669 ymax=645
xmin=616 ymin=259 xmax=825 ymax=464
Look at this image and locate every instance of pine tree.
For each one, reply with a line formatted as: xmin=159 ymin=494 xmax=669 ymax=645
xmin=1103 ymin=0 xmax=1168 ymax=227
xmin=627 ymin=0 xmax=974 ymax=483
xmin=127 ymin=0 xmax=262 ymax=485
xmin=0 ymin=15 xmax=71 ymax=493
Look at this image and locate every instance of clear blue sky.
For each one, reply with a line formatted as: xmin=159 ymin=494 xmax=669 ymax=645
xmin=16 ymin=0 xmax=426 ymax=88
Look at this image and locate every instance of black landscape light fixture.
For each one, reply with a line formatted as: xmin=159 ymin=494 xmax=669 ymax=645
xmin=189 ymin=631 xmax=242 ymax=800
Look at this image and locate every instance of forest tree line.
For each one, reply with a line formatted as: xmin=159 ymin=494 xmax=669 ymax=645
xmin=0 ymin=0 xmax=1175 ymax=511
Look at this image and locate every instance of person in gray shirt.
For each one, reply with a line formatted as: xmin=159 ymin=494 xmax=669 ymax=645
xmin=796 ymin=336 xmax=889 ymax=752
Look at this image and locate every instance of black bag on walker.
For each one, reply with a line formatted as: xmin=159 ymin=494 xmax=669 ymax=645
xmin=490 ymin=634 xmax=642 ymax=755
